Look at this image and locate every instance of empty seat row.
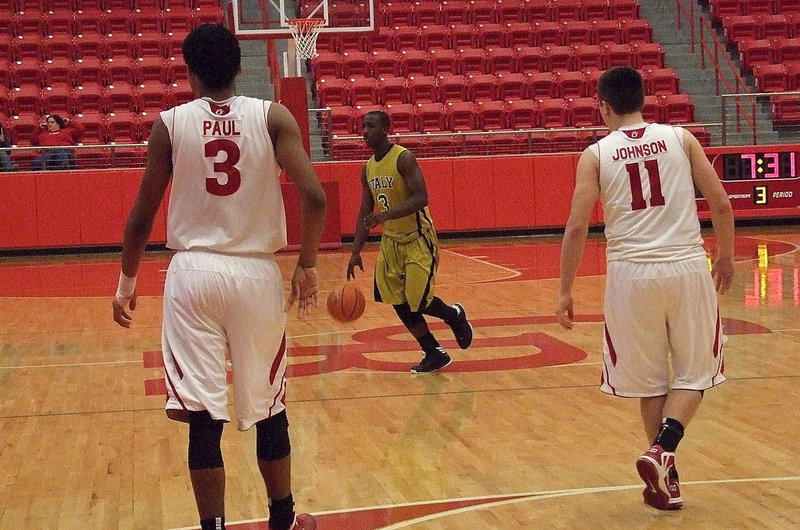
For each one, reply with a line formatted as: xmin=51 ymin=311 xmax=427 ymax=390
xmin=313 ymin=44 xmax=664 ymax=79
xmin=369 ymin=0 xmax=640 ymax=26
xmin=0 ymin=56 xmax=188 ymax=89
xmin=1 ymin=31 xmax=190 ymax=62
xmin=722 ymin=13 xmax=800 ymax=44
xmin=315 ymin=19 xmax=653 ymax=53
xmin=325 ymin=94 xmax=694 ymax=136
xmin=770 ymin=95 xmax=800 ymax=124
xmin=1 ymin=7 xmax=219 ymax=37
xmin=0 ymin=81 xmax=192 ymax=116
xmin=0 ymin=0 xmax=216 ymax=12
xmin=709 ymin=0 xmax=800 ymax=20
xmin=316 ymin=68 xmax=680 ymax=106
xmin=753 ymin=62 xmax=800 ymax=91
xmin=738 ymin=37 xmax=800 ymax=72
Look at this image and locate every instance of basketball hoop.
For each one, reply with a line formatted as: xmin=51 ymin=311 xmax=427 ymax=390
xmin=287 ymin=18 xmax=326 ymax=60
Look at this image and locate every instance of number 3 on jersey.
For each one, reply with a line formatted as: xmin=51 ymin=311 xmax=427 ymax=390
xmin=625 ymin=159 xmax=665 ymax=211
xmin=205 ymin=139 xmax=241 ymax=196
xmin=377 ymin=193 xmax=389 ymax=211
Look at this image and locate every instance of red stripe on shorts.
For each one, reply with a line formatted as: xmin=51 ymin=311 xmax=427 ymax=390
xmin=604 ymin=324 xmax=618 ymax=366
xmin=712 ymin=307 xmax=721 ymax=358
xmin=269 ymin=334 xmax=287 ymax=385
xmin=164 ymin=368 xmax=187 ymax=410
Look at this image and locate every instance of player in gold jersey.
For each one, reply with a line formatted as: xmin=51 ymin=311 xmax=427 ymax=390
xmin=347 ymin=111 xmax=473 ymax=373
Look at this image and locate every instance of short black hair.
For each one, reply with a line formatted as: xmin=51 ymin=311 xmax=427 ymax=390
xmin=182 ymin=24 xmax=241 ymax=90
xmin=597 ymin=66 xmax=645 ymax=115
xmin=48 ymin=114 xmax=66 ymax=129
xmin=366 ymin=110 xmax=390 ymax=129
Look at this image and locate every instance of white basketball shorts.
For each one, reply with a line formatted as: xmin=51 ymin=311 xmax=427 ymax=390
xmin=601 ymin=256 xmax=726 ymax=397
xmin=162 ymin=250 xmax=288 ymax=431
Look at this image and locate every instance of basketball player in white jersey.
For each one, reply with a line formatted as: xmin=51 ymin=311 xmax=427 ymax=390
xmin=111 ymin=24 xmax=325 ymax=530
xmin=556 ymin=67 xmax=735 ymax=511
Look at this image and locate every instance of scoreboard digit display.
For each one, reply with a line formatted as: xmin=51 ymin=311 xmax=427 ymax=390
xmin=698 ymin=147 xmax=800 ymax=218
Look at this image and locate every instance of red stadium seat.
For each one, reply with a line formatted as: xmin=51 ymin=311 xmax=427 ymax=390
xmin=165 ymin=30 xmax=190 ymax=59
xmin=134 ymin=8 xmax=164 ymax=33
xmin=312 ymin=51 xmax=341 ymax=79
xmin=538 ymin=97 xmax=569 ymax=128
xmin=610 ymin=0 xmax=640 ymax=19
xmin=642 ymin=95 xmax=661 ymax=122
xmin=394 ymin=26 xmax=421 ymax=50
xmin=437 ymin=74 xmax=468 ymax=103
xmin=400 ymin=49 xmax=430 ymax=77
xmin=497 ymin=72 xmax=528 ymax=100
xmin=44 ymin=58 xmax=79 ymax=88
xmin=106 ymin=57 xmax=137 ymax=85
xmin=371 ymin=50 xmax=401 ymax=77
xmin=605 ymin=43 xmax=636 ymax=68
xmin=11 ymin=58 xmax=46 ymax=88
xmin=107 ymin=34 xmax=140 ymax=60
xmin=776 ymin=37 xmax=800 ymax=64
xmin=74 ymin=9 xmax=108 ymax=35
xmin=75 ymin=109 xmax=108 ymax=143
xmin=385 ymin=103 xmax=416 ymax=132
xmin=136 ymin=82 xmax=173 ymax=112
xmin=329 ymin=105 xmax=355 ymax=135
xmin=12 ymin=34 xmax=47 ymax=62
xmin=446 ymin=101 xmax=478 ymax=131
xmin=105 ymin=83 xmax=136 ymax=112
xmin=534 ymin=21 xmax=563 ymax=47
xmin=415 ymin=102 xmax=447 ymax=132
xmin=348 ymin=77 xmax=378 ymax=106
xmin=621 ymin=19 xmax=653 ymax=43
xmin=420 ymin=25 xmax=450 ymax=50
xmin=467 ymin=73 xmax=497 ymax=102
xmin=166 ymin=56 xmax=187 ymax=83
xmin=582 ymin=0 xmax=611 ymax=20
xmin=340 ymin=51 xmax=371 ymax=78
xmin=407 ymin=75 xmax=437 ymax=103
xmin=555 ymin=70 xmax=586 ymax=98
xmin=382 ymin=2 xmax=414 ymax=27
xmin=633 ymin=42 xmax=666 ymax=69
xmin=644 ymin=68 xmax=680 ymax=95
xmin=470 ymin=0 xmax=496 ymax=25
xmin=567 ymin=97 xmax=599 ymax=127
xmin=441 ymin=0 xmax=470 ymax=25
xmin=591 ymin=20 xmax=622 ymax=45
xmin=515 ymin=45 xmax=545 ymax=73
xmin=772 ymin=95 xmax=800 ymax=124
xmin=738 ymin=38 xmax=775 ymax=73
xmin=451 ymin=25 xmax=479 ymax=49
xmin=758 ymin=14 xmax=790 ymax=39
xmin=134 ymin=30 xmax=166 ymax=58
xmin=754 ymin=63 xmax=789 ymax=91
xmin=477 ymin=23 xmax=507 ymax=48
xmin=486 ymin=47 xmax=516 ymax=74
xmin=661 ymin=94 xmax=695 ymax=123
xmin=496 ymin=1 xmax=524 ymax=23
xmin=13 ymin=11 xmax=48 ymax=37
xmin=583 ymin=69 xmax=604 ymax=95
xmin=458 ymin=48 xmax=487 ymax=74
xmin=527 ymin=71 xmax=556 ymax=98
xmin=316 ymin=77 xmax=349 ymax=106
xmin=107 ymin=10 xmax=137 ymax=35
xmin=563 ymin=21 xmax=592 ymax=46
xmin=507 ymin=22 xmax=535 ymax=47
xmin=552 ymin=0 xmax=581 ymax=21
xmin=10 ymin=85 xmax=43 ymax=115
xmin=74 ymin=34 xmax=105 ymax=60
xmin=74 ymin=82 xmax=106 ymax=113
xmin=370 ymin=26 xmax=394 ymax=51
xmin=573 ymin=44 xmax=604 ymax=70
xmin=543 ymin=45 xmax=574 ymax=72
xmin=8 ymin=114 xmax=43 ymax=147
xmin=413 ymin=1 xmax=441 ymax=26
xmin=429 ymin=48 xmax=459 ymax=76
xmin=507 ymin=98 xmax=538 ymax=128
xmin=477 ymin=100 xmax=507 ymax=130
xmin=43 ymin=35 xmax=77 ymax=62
xmin=167 ymin=81 xmax=193 ymax=105
xmin=377 ymin=76 xmax=408 ymax=105
xmin=107 ymin=110 xmax=143 ymax=143
xmin=134 ymin=56 xmax=170 ymax=84
xmin=723 ymin=15 xmax=758 ymax=44
xmin=74 ymin=57 xmax=108 ymax=87
xmin=42 ymin=84 xmax=76 ymax=115
xmin=43 ymin=11 xmax=75 ymax=36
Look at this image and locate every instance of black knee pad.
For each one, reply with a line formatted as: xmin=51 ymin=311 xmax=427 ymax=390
xmin=256 ymin=410 xmax=291 ymax=461
xmin=188 ymin=411 xmax=224 ymax=470
xmin=393 ymin=302 xmax=425 ymax=330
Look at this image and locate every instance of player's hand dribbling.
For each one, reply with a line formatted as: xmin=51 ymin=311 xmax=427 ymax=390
xmin=712 ymin=254 xmax=734 ymax=294
xmin=285 ymin=265 xmax=319 ymax=319
xmin=555 ymin=293 xmax=574 ymax=330
xmin=112 ymin=291 xmax=138 ymax=328
xmin=347 ymin=254 xmax=364 ymax=280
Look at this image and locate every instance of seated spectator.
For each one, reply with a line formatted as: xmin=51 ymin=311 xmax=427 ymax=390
xmin=0 ymin=124 xmax=18 ymax=172
xmin=31 ymin=114 xmax=84 ymax=170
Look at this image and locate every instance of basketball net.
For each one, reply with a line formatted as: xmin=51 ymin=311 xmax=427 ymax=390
xmin=287 ymin=18 xmax=326 ymax=60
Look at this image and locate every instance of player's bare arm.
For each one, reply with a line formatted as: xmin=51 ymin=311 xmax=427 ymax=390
xmin=557 ymin=148 xmax=601 ymax=329
xmin=112 ymin=116 xmax=173 ymax=328
xmin=269 ymin=102 xmax=327 ymax=318
xmin=684 ymin=129 xmax=735 ymax=294
xmin=363 ymin=149 xmax=428 ymax=229
xmin=347 ymin=165 xmax=374 ymax=280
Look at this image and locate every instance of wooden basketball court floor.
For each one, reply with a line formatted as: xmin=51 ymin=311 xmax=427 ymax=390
xmin=0 ymin=225 xmax=798 ymax=529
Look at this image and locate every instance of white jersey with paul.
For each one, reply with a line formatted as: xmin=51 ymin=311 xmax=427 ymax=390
xmin=160 ymin=95 xmax=287 ymax=254
xmin=589 ymin=122 xmax=706 ymax=263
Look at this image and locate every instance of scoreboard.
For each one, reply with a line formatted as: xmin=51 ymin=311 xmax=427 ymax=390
xmin=697 ymin=146 xmax=800 ymax=219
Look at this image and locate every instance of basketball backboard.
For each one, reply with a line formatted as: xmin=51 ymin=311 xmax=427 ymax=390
xmin=227 ymin=0 xmax=379 ymax=40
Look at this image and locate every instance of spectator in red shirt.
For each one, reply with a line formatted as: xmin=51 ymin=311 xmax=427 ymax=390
xmin=31 ymin=114 xmax=84 ymax=170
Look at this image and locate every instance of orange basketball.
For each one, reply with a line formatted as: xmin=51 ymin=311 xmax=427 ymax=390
xmin=327 ymin=283 xmax=366 ymax=322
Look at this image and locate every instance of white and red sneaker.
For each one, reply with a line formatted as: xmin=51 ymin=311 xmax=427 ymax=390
xmin=636 ymin=444 xmax=683 ymax=510
xmin=291 ymin=513 xmax=317 ymax=530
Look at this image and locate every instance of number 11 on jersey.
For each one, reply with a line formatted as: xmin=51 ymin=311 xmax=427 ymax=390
xmin=625 ymin=160 xmax=665 ymax=211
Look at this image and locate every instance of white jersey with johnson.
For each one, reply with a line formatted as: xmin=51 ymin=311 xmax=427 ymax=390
xmin=588 ymin=122 xmax=705 ymax=262
xmin=161 ymin=96 xmax=287 ymax=254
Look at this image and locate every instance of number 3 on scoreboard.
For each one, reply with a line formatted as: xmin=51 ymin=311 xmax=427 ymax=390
xmin=754 ymin=185 xmax=768 ymax=205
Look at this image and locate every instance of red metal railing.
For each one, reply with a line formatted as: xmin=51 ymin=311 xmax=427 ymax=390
xmin=675 ymin=0 xmax=758 ymax=144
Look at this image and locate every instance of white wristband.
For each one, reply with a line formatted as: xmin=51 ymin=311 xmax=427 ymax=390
xmin=115 ymin=271 xmax=137 ymax=307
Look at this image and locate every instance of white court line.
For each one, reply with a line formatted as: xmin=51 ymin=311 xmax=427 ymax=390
xmin=377 ymin=475 xmax=800 ymax=529
xmin=440 ymin=248 xmax=522 ymax=283
xmin=0 ymin=359 xmax=140 ymax=369
xmin=170 ymin=475 xmax=800 ymax=530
